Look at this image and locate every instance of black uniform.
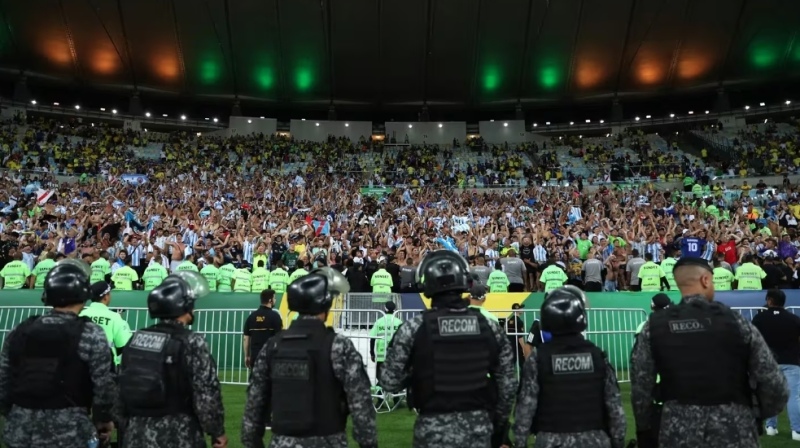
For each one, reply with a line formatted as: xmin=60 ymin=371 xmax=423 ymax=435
xmin=244 ymin=305 xmax=283 ymax=361
xmin=752 ymin=306 xmax=800 ymax=366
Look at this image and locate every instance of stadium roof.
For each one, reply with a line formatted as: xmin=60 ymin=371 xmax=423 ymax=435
xmin=1 ymin=0 xmax=799 ymax=118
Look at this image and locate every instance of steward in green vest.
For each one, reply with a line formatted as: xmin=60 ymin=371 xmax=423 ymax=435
xmin=269 ymin=260 xmax=290 ymax=294
xmin=251 ymin=259 xmax=270 ymax=293
xmin=218 ymin=262 xmax=237 ymax=292
xmin=233 ymin=267 xmax=253 ymax=293
xmin=487 ymin=267 xmax=510 ymax=293
xmin=32 ymin=253 xmax=57 ymax=289
xmin=142 ymin=262 xmax=169 ymax=291
xmin=369 ymin=301 xmax=403 ymax=375
xmin=80 ymin=281 xmax=133 ymax=366
xmin=370 ymin=263 xmax=394 ymax=294
xmin=176 ymin=258 xmax=199 ymax=272
xmin=90 ymin=252 xmax=112 ymax=284
xmin=287 ymin=260 xmax=309 ymax=285
xmin=200 ymin=257 xmax=220 ymax=291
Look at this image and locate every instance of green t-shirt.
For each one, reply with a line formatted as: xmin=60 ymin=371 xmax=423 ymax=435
xmin=713 ymin=267 xmax=734 ymax=291
xmin=692 ymin=183 xmax=703 ymax=197
xmin=576 ymin=239 xmax=593 ymax=259
xmin=468 ymin=304 xmax=499 ymax=323
xmin=32 ymin=259 xmax=56 ymax=289
xmin=142 ymin=264 xmax=169 ymax=290
xmin=176 ymin=261 xmax=199 ymax=272
xmin=288 ymin=268 xmax=309 ymax=285
xmin=369 ymin=315 xmax=403 ymax=362
xmin=371 ymin=269 xmax=393 ymax=293
xmin=281 ymin=251 xmax=299 ymax=270
xmin=79 ymin=302 xmax=133 ymax=365
xmin=269 ymin=268 xmax=289 ymax=293
xmin=487 ymin=270 xmax=510 ymax=293
xmin=683 ymin=176 xmax=694 ymax=187
xmin=233 ymin=269 xmax=252 ymax=292
xmin=660 ymin=258 xmax=678 ymax=291
xmin=0 ymin=260 xmax=31 ymax=289
xmin=200 ymin=265 xmax=219 ymax=291
xmin=90 ymin=258 xmax=111 ymax=283
xmin=251 ymin=267 xmax=269 ymax=292
xmin=218 ymin=264 xmax=237 ymax=292
xmin=111 ymin=266 xmax=139 ymax=291
xmin=540 ymin=265 xmax=568 ymax=293
xmin=638 ymin=261 xmax=665 ymax=292
xmin=734 ymin=262 xmax=766 ymax=290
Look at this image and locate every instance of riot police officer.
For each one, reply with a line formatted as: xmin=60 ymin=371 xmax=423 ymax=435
xmin=631 ymin=257 xmax=789 ymax=448
xmin=512 ymin=285 xmax=626 ymax=448
xmin=380 ymin=250 xmax=517 ymax=448
xmin=0 ymin=259 xmax=117 ymax=447
xmin=240 ymin=267 xmax=377 ymax=448
xmin=118 ymin=271 xmax=228 ymax=448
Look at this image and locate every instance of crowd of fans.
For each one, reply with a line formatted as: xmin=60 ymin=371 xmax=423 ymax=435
xmin=0 ymin=115 xmax=799 ymax=295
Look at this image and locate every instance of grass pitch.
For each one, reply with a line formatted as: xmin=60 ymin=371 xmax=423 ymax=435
xmin=221 ymin=383 xmax=797 ymax=448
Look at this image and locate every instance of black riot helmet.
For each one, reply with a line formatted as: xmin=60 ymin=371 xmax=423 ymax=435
xmin=42 ymin=258 xmax=92 ymax=306
xmin=147 ymin=271 xmax=210 ymax=319
xmin=287 ymin=267 xmax=350 ymax=315
xmin=415 ymin=250 xmax=470 ymax=298
xmin=540 ymin=285 xmax=588 ymax=335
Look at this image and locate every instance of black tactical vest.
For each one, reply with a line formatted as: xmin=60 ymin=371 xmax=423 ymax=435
xmin=10 ymin=315 xmax=93 ymax=410
xmin=650 ymin=299 xmax=750 ymax=406
xmin=119 ymin=322 xmax=193 ymax=417
xmin=411 ymin=307 xmax=498 ymax=414
xmin=270 ymin=319 xmax=347 ymax=437
xmin=532 ymin=336 xmax=606 ymax=433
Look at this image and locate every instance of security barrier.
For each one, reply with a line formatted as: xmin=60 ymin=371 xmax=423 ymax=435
xmin=341 ymin=294 xmax=402 ymax=329
xmin=0 ymin=305 xmax=648 ymax=385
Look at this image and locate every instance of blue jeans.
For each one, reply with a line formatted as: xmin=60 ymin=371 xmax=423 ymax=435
xmin=604 ymin=280 xmax=617 ymax=292
xmin=766 ymin=364 xmax=800 ymax=432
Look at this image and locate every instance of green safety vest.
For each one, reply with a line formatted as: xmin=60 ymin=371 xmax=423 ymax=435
xmin=90 ymin=259 xmax=111 ymax=284
xmin=200 ymin=265 xmax=219 ymax=291
xmin=176 ymin=261 xmax=198 ymax=272
xmin=269 ymin=268 xmax=289 ymax=293
xmin=288 ymin=268 xmax=309 ymax=285
xmin=32 ymin=259 xmax=56 ymax=289
xmin=369 ymin=315 xmax=403 ymax=362
xmin=251 ymin=267 xmax=269 ymax=292
xmin=79 ymin=302 xmax=132 ymax=365
xmin=142 ymin=264 xmax=168 ymax=291
xmin=218 ymin=264 xmax=237 ymax=292
xmin=111 ymin=266 xmax=138 ymax=291
xmin=233 ymin=269 xmax=252 ymax=292
xmin=487 ymin=270 xmax=510 ymax=293
xmin=371 ymin=269 xmax=393 ymax=293
xmin=0 ymin=260 xmax=30 ymax=289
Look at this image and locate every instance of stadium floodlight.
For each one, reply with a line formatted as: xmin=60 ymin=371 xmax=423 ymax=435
xmin=533 ymin=123 xmax=538 ymax=127
xmin=744 ymin=105 xmax=750 ymax=110
xmin=213 ymin=118 xmax=218 ymax=123
xmin=408 ymin=124 xmax=412 ymax=128
xmin=606 ymin=133 xmax=610 ymax=137
xmin=197 ymin=132 xmax=202 ymax=137
xmin=315 ymin=123 xmax=320 ymax=126
xmin=75 ymin=105 xmax=80 ymax=110
xmin=261 ymin=116 xmax=266 ymax=119
xmin=438 ymin=123 xmax=443 ymax=128
xmin=765 ymin=119 xmax=769 ymax=123
xmin=204 ymin=117 xmax=209 ymax=120
xmin=635 ymin=117 xmax=640 ymax=121
xmin=91 ymin=123 xmax=94 ymax=127
xmin=181 ymin=115 xmax=186 ymax=120
xmin=247 ymin=120 xmax=252 ymax=124
xmin=163 ymin=114 xmax=168 ymax=117
xmin=53 ymin=102 xmax=60 ymax=106
xmin=670 ymin=113 xmax=675 ymax=118
xmin=579 ymin=135 xmax=582 ymax=138
xmin=786 ymin=100 xmax=792 ymax=105
xmin=345 ymin=123 xmax=350 ymax=127
xmin=569 ymin=121 xmax=574 ymax=125
xmin=646 ymin=115 xmax=651 ymax=119
xmin=301 ymin=118 xmax=305 ymax=121
xmin=490 ymin=119 xmax=495 ymax=122
xmin=705 ymin=110 xmax=710 ymax=114
xmin=688 ymin=111 xmax=694 ymax=115
xmin=145 ymin=112 xmax=151 ymax=117
xmin=585 ymin=119 xmax=591 ymax=123
xmin=546 ymin=122 xmax=550 ymax=125
xmin=760 ymin=102 xmax=765 ymax=107
xmin=503 ymin=123 xmax=508 ymax=127
xmin=112 ymin=109 xmax=117 ymax=114
xmin=599 ymin=120 xmax=604 ymax=124
xmin=30 ymin=100 xmax=36 ymax=105
xmin=100 ymin=107 xmax=106 ymax=112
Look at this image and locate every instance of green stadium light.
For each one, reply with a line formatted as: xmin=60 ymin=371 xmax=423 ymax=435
xmin=482 ymin=66 xmax=501 ymax=92
xmin=750 ymin=42 xmax=779 ymax=68
xmin=539 ymin=62 xmax=560 ymax=90
xmin=295 ymin=66 xmax=313 ymax=92
xmin=255 ymin=67 xmax=274 ymax=90
xmin=200 ymin=58 xmax=222 ymax=85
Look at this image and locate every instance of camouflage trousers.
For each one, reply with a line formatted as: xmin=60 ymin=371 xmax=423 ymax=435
xmin=412 ymin=410 xmax=493 ymax=448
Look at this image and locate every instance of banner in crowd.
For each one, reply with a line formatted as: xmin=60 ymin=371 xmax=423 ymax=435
xmin=119 ymin=173 xmax=149 ymax=185
xmin=360 ymin=187 xmax=393 ymax=196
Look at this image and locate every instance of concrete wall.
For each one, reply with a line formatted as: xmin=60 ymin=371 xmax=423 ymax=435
xmin=384 ymin=122 xmax=467 ymax=145
xmin=229 ymin=116 xmax=277 ymax=136
xmin=478 ymin=120 xmax=529 ymax=143
xmin=290 ymin=120 xmax=371 ymax=142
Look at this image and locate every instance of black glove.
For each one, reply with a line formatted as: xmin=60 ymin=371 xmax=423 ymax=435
xmin=635 ymin=430 xmax=658 ymax=448
xmin=491 ymin=420 xmax=510 ymax=448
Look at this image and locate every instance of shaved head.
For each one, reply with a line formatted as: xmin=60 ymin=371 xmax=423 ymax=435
xmin=673 ymin=264 xmax=715 ymax=301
